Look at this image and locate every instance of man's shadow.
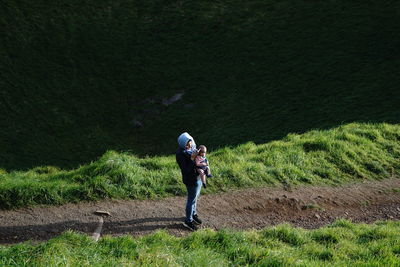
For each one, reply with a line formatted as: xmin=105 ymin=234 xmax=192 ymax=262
xmin=0 ymin=216 xmax=187 ymax=245
xmin=103 ymin=216 xmax=187 ymax=234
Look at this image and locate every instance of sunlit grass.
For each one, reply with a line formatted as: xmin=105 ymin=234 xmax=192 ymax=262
xmin=2 ymin=220 xmax=400 ymax=266
xmin=0 ymin=122 xmax=399 ymax=209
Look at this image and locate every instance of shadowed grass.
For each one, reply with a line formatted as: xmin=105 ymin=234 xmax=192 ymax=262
xmin=1 ymin=220 xmax=400 ymax=266
xmin=1 ymin=0 xmax=399 ymax=170
xmin=0 ymin=122 xmax=399 ymax=209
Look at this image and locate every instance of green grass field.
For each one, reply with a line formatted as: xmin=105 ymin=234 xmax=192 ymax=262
xmin=2 ymin=220 xmax=400 ymax=266
xmin=0 ymin=122 xmax=398 ymax=209
xmin=1 ymin=0 xmax=399 ymax=170
xmin=1 ymin=0 xmax=400 ymax=263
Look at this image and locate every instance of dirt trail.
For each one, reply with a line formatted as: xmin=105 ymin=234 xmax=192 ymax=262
xmin=1 ymin=178 xmax=400 ymax=244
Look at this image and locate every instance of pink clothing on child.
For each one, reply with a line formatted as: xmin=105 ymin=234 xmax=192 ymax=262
xmin=195 ymin=156 xmax=208 ymax=167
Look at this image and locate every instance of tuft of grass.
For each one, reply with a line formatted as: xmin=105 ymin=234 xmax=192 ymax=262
xmin=261 ymin=224 xmax=307 ymax=246
xmin=0 ymin=123 xmax=399 ymax=209
xmin=2 ymin=220 xmax=400 ymax=266
xmin=302 ymin=203 xmax=325 ymax=211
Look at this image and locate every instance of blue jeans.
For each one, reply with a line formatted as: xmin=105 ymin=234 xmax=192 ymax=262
xmin=185 ymin=178 xmax=202 ymax=223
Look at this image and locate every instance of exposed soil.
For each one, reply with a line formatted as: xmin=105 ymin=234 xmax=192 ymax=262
xmin=1 ymin=178 xmax=400 ymax=245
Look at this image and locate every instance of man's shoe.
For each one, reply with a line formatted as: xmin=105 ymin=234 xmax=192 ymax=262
xmin=192 ymin=214 xmax=203 ymax=225
xmin=183 ymin=221 xmax=198 ymax=231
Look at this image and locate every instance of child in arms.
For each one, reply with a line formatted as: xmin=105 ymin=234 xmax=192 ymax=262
xmin=195 ymin=145 xmax=213 ymax=188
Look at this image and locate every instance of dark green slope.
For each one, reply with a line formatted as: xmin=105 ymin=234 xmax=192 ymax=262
xmin=1 ymin=0 xmax=399 ymax=170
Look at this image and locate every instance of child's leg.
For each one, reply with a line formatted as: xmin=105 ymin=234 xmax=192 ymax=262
xmin=201 ymin=175 xmax=206 ymax=185
xmin=198 ymin=169 xmax=206 ymax=185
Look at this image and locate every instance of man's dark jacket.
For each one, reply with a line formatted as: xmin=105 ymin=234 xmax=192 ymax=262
xmin=176 ymin=148 xmax=197 ymax=186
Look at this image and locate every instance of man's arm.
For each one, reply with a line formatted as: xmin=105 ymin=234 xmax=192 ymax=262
xmin=190 ymin=149 xmax=198 ymax=161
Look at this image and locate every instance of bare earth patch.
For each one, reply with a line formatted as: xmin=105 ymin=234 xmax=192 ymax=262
xmin=1 ymin=178 xmax=400 ymax=244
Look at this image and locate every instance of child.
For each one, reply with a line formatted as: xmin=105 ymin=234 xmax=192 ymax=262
xmin=194 ymin=145 xmax=213 ymax=188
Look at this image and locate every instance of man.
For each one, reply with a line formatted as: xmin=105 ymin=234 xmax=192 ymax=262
xmin=176 ymin=132 xmax=203 ymax=231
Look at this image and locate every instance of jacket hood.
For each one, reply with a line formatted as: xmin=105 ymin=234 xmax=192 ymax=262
xmin=177 ymin=132 xmax=196 ymax=149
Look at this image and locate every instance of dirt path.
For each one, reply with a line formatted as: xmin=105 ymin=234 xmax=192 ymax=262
xmin=1 ymin=178 xmax=400 ymax=244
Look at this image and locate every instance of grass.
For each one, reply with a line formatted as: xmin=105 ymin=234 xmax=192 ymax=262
xmin=1 ymin=220 xmax=400 ymax=266
xmin=1 ymin=1 xmax=399 ymax=263
xmin=1 ymin=0 xmax=399 ymax=170
xmin=0 ymin=122 xmax=399 ymax=210
xmin=302 ymin=204 xmax=324 ymax=211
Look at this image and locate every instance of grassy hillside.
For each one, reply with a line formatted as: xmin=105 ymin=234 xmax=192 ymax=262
xmin=1 ymin=0 xmax=399 ymax=170
xmin=2 ymin=220 xmax=400 ymax=266
xmin=0 ymin=123 xmax=398 ymax=209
